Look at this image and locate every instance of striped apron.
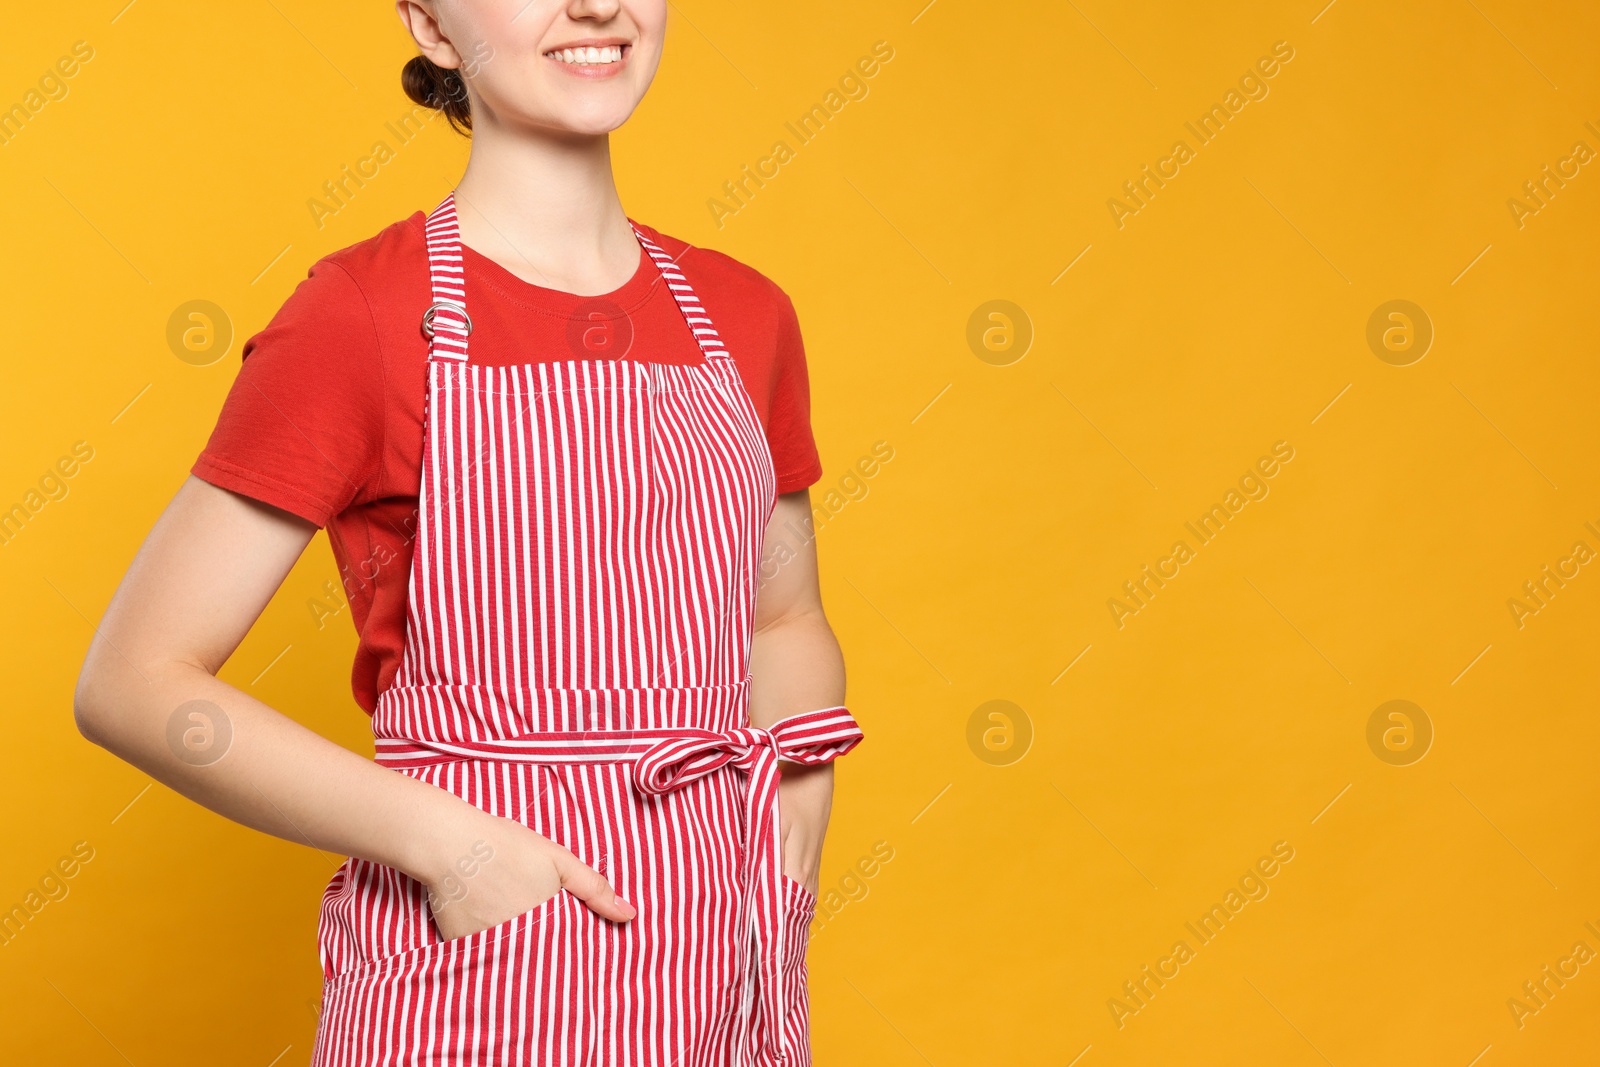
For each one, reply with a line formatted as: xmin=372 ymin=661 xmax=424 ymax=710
xmin=309 ymin=194 xmax=864 ymax=1066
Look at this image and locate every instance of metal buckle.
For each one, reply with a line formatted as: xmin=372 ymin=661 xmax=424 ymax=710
xmin=421 ymin=300 xmax=472 ymax=339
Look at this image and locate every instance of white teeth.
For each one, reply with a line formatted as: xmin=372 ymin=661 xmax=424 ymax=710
xmin=548 ymin=45 xmax=623 ymax=65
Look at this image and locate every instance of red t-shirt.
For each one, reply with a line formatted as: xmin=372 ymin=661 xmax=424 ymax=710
xmin=191 ymin=211 xmax=823 ymax=713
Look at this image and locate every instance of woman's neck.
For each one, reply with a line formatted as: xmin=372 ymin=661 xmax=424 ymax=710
xmin=451 ymin=120 xmax=641 ymax=296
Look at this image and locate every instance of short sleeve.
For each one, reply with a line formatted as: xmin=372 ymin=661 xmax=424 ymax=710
xmin=190 ymin=259 xmax=386 ymax=528
xmin=768 ymin=287 xmax=823 ymax=494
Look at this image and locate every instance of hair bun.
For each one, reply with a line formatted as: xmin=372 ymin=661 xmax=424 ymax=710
xmin=402 ymin=54 xmax=471 ymax=134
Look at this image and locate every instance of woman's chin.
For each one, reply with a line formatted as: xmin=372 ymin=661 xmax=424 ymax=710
xmin=511 ymin=103 xmax=642 ymax=140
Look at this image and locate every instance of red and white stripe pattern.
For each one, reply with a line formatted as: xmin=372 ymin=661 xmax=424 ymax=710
xmin=422 ymin=198 xmax=470 ymax=362
xmin=310 ymin=193 xmax=863 ymax=1066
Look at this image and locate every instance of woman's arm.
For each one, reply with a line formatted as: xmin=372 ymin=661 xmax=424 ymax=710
xmin=72 ymin=476 xmax=634 ymax=937
xmin=748 ymin=488 xmax=848 ymax=897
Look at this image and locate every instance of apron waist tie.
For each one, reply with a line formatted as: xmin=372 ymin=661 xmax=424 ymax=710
xmin=372 ymin=704 xmax=866 ymax=1064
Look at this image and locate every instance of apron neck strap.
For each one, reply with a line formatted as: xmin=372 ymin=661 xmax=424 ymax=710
xmin=629 ymin=223 xmax=733 ymax=365
xmin=422 ymin=193 xmax=471 ymax=363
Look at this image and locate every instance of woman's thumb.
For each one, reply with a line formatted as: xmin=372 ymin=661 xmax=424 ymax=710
xmin=554 ymin=851 xmax=637 ymax=922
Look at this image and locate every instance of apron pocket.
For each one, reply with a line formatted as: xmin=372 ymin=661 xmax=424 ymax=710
xmin=780 ymin=873 xmax=818 ymax=918
xmin=779 ymin=879 xmax=818 ymax=989
xmin=768 ymin=874 xmax=819 ymax=1065
xmin=313 ymin=887 xmax=576 ymax=1063
xmin=323 ymin=879 xmax=568 ymax=992
xmin=434 ymin=886 xmax=567 ymax=953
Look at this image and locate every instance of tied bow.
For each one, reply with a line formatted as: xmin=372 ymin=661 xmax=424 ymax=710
xmin=633 ymin=706 xmax=864 ymax=1063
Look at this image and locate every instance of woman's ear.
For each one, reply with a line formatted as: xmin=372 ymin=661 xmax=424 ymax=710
xmin=396 ymin=0 xmax=464 ymax=69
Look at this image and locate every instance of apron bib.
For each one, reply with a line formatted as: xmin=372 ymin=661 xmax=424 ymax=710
xmin=308 ymin=194 xmax=863 ymax=1067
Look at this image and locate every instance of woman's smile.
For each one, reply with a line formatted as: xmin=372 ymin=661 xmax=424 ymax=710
xmin=542 ymin=38 xmax=631 ymax=78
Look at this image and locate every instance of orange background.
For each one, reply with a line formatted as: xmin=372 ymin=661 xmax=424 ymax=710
xmin=4 ymin=1 xmax=1599 ymax=1064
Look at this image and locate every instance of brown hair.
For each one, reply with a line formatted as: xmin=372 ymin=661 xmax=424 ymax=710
xmin=402 ymin=54 xmax=472 ymax=134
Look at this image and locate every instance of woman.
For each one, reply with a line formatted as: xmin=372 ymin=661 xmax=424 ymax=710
xmin=71 ymin=1 xmax=863 ymax=1063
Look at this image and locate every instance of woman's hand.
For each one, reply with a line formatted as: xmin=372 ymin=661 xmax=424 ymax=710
xmin=420 ymin=805 xmax=636 ymax=940
xmin=777 ymin=762 xmax=835 ymax=898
